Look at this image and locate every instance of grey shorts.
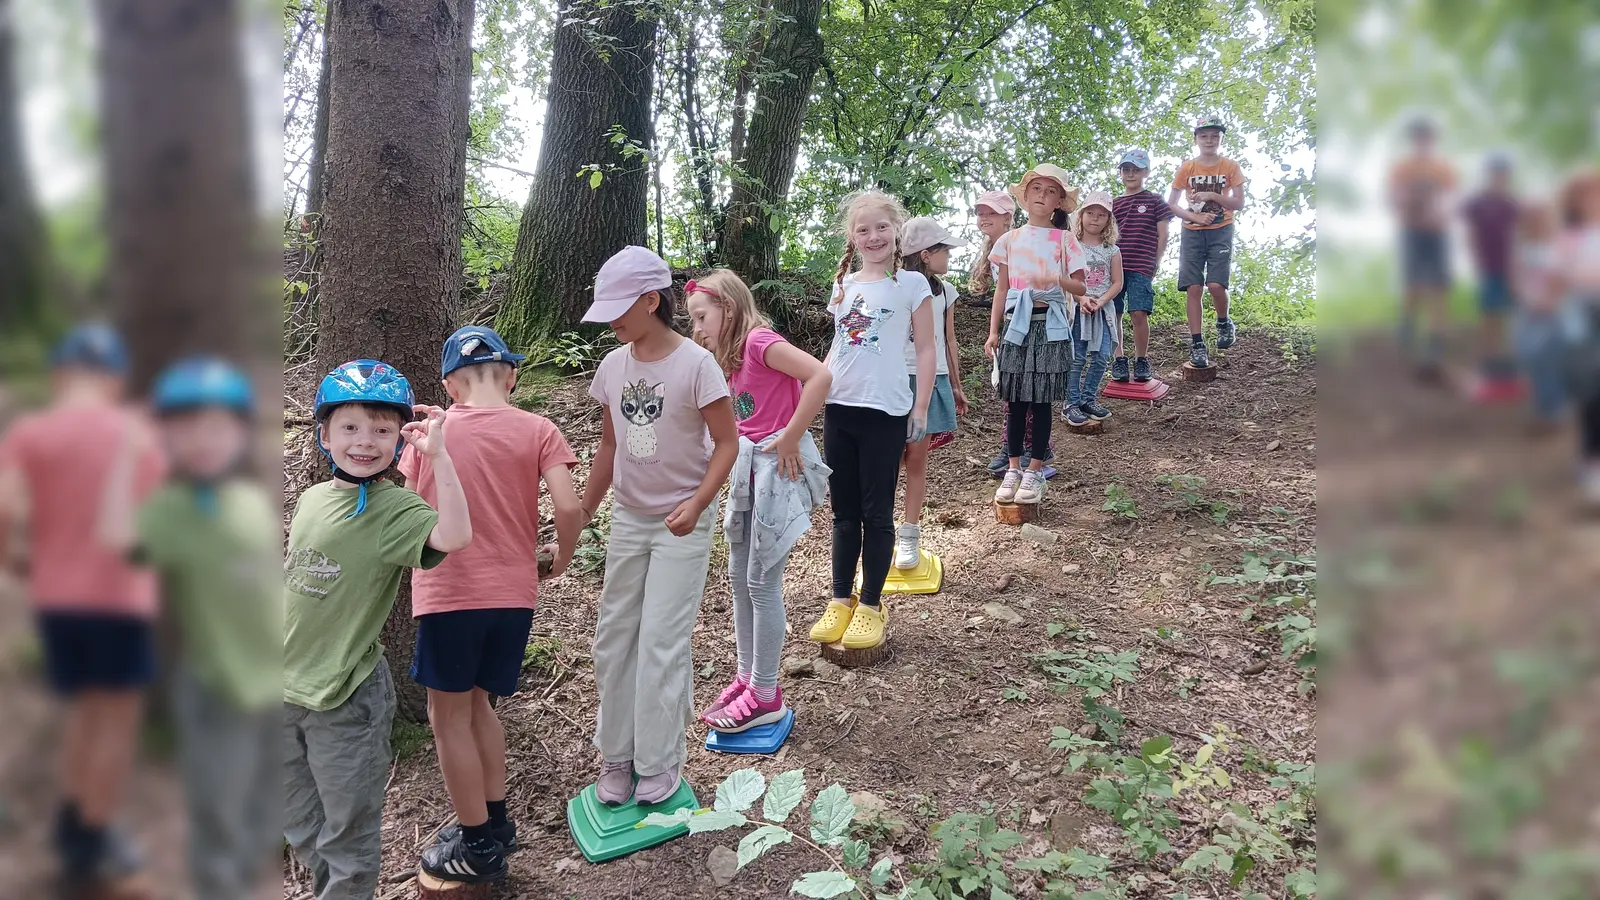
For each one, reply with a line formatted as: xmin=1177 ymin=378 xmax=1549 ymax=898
xmin=1401 ymin=228 xmax=1452 ymax=289
xmin=1178 ymin=223 xmax=1235 ymax=289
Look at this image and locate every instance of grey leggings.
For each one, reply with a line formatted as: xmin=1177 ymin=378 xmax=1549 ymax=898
xmin=728 ymin=508 xmax=789 ymax=690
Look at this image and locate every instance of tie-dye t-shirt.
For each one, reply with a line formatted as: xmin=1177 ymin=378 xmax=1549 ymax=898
xmin=826 ymin=270 xmax=931 ymax=416
xmin=989 ymin=224 xmax=1088 ymax=294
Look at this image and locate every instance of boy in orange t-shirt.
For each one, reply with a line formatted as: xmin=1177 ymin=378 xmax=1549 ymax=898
xmin=1169 ymin=116 xmax=1249 ymax=368
xmin=0 ymin=323 xmax=166 ymax=886
xmin=398 ymin=325 xmax=584 ymax=885
xmin=1387 ymin=117 xmax=1458 ymax=375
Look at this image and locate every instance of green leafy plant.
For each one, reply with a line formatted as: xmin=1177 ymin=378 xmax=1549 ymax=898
xmin=1030 ymin=648 xmax=1140 ymax=740
xmin=1000 ymin=685 xmax=1030 ymax=704
xmin=1101 ymin=482 xmax=1138 ymax=519
xmin=1220 ymin=548 xmax=1317 ymax=694
xmin=1155 ymin=474 xmax=1239 ymax=525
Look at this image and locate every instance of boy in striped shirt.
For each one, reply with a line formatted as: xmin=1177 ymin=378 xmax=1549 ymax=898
xmin=1110 ymin=150 xmax=1175 ymax=383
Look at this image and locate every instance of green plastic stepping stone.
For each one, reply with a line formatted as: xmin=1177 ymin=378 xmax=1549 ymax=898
xmin=566 ymin=778 xmax=698 ymax=863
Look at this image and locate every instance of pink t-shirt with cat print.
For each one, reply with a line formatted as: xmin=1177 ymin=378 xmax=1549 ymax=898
xmin=590 ymin=338 xmax=730 ymax=516
xmin=729 ymin=327 xmax=802 ymax=442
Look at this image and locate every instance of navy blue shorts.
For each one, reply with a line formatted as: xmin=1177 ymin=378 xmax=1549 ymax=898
xmin=1479 ymin=273 xmax=1513 ymax=315
xmin=36 ymin=612 xmax=157 ymax=695
xmin=411 ymin=608 xmax=535 ymax=696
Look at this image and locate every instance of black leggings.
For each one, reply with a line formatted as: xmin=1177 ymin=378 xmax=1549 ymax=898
xmin=824 ymin=403 xmax=907 ymax=606
xmin=1005 ymin=401 xmax=1054 ymax=461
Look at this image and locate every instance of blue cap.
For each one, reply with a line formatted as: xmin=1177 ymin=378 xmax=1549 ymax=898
xmin=1119 ymin=149 xmax=1152 ymax=170
xmin=440 ymin=325 xmax=526 ymax=378
xmin=49 ymin=322 xmax=128 ymax=375
xmin=151 ymin=356 xmax=254 ymax=416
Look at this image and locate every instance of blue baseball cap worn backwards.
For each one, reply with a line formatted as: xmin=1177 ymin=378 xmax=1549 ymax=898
xmin=50 ymin=323 xmax=128 ymax=375
xmin=441 ymin=325 xmax=526 ymax=378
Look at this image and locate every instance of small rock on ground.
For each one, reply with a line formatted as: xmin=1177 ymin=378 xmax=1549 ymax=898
xmin=983 ymin=602 xmax=1023 ymax=625
xmin=708 ymin=846 xmax=738 ymax=886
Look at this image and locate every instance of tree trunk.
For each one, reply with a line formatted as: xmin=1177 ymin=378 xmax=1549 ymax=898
xmin=288 ymin=3 xmax=335 ymax=363
xmin=719 ymin=0 xmax=823 ymax=321
xmin=314 ymin=0 xmax=475 ymax=723
xmin=0 ymin=0 xmax=49 ymax=334
xmin=496 ymin=0 xmax=656 ymax=346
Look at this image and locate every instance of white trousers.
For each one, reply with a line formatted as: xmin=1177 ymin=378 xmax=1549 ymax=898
xmin=592 ymin=502 xmax=716 ymax=776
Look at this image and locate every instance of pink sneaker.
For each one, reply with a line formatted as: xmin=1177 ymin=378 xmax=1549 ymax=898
xmin=635 ymin=765 xmax=681 ymax=805
xmin=596 ymin=759 xmax=634 ymax=806
xmin=698 ymin=676 xmax=749 ymax=724
xmin=705 ymin=686 xmax=787 ymax=734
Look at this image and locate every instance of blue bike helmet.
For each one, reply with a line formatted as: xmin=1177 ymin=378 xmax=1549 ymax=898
xmin=50 ymin=322 xmax=128 ymax=375
xmin=151 ymin=356 xmax=254 ymax=416
xmin=314 ymin=359 xmax=415 ymax=517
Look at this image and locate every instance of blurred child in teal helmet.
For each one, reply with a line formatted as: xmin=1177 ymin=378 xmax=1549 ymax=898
xmin=99 ymin=356 xmax=282 ymax=899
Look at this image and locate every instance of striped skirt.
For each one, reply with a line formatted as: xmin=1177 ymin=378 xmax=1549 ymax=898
xmin=997 ymin=314 xmax=1071 ymax=404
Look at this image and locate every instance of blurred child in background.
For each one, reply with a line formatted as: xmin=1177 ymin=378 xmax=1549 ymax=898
xmin=101 ymin=357 xmax=281 ymax=900
xmin=1387 ymin=117 xmax=1458 ymax=378
xmin=1512 ymin=201 xmax=1565 ymax=431
xmin=1554 ymin=170 xmax=1600 ymax=505
xmin=0 ymin=324 xmax=165 ymax=885
xmin=1463 ymin=154 xmax=1521 ymax=384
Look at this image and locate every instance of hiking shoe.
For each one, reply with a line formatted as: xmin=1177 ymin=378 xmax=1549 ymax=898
xmin=596 ymin=759 xmax=635 ymax=806
xmin=1082 ymin=400 xmax=1112 ymax=421
xmin=1014 ymin=470 xmax=1046 ymax=504
xmin=706 ymin=686 xmax=787 ymax=734
xmin=894 ymin=524 xmax=921 ymax=570
xmin=809 ymin=598 xmax=857 ymax=643
xmin=1133 ymin=357 xmax=1153 ymax=382
xmin=699 ymin=677 xmax=749 ymax=723
xmin=437 ymin=820 xmax=519 ymax=854
xmin=1110 ymin=356 xmax=1131 ymax=382
xmin=60 ymin=824 xmax=143 ymax=884
xmin=995 ymin=469 xmax=1023 ymax=503
xmin=841 ymin=602 xmax=887 ymax=650
xmin=987 ymin=449 xmax=1010 ymax=476
xmin=635 ymin=766 xmax=681 ymax=805
xmin=1189 ymin=343 xmax=1210 ymax=369
xmin=421 ymin=831 xmax=508 ymax=884
xmin=1216 ymin=318 xmax=1237 ymax=349
xmin=1064 ymin=405 xmax=1089 ymax=426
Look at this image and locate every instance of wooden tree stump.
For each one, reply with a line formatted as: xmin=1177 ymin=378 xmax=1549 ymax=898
xmin=820 ymin=638 xmax=892 ymax=668
xmin=417 ymin=872 xmax=495 ymax=899
xmin=1065 ymin=418 xmax=1103 ymax=435
xmin=1180 ymin=361 xmax=1218 ymax=383
xmin=994 ymin=501 xmax=1038 ymax=525
xmin=65 ymin=875 xmax=155 ymax=900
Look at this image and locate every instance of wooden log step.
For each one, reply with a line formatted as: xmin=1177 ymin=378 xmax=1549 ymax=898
xmin=1181 ymin=361 xmax=1218 ymax=383
xmin=417 ymin=871 xmax=497 ymax=898
xmin=820 ymin=638 xmax=892 ymax=669
xmin=994 ymin=500 xmax=1039 ymax=525
xmin=1065 ymin=418 xmax=1103 ymax=435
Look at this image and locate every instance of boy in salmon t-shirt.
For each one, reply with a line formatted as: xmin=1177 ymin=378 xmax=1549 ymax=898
xmin=399 ymin=325 xmax=584 ymax=885
xmin=0 ymin=323 xmax=165 ymax=886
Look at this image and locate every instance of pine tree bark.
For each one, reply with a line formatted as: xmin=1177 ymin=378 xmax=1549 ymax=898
xmin=314 ymin=0 xmax=475 ymax=723
xmin=0 ymin=0 xmax=49 ymax=333
xmin=719 ymin=0 xmax=823 ymax=321
xmin=497 ymin=0 xmax=656 ymax=346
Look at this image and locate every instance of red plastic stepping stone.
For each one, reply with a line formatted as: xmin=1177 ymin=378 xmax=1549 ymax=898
xmin=1103 ymin=378 xmax=1171 ymax=402
xmin=1466 ymin=375 xmax=1527 ymax=405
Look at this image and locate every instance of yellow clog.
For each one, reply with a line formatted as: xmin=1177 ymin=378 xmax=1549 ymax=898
xmin=840 ymin=601 xmax=887 ymax=650
xmin=809 ymin=598 xmax=857 ymax=643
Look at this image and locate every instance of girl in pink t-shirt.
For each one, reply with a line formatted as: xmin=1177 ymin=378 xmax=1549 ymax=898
xmin=1556 ymin=170 xmax=1600 ymax=505
xmin=686 ymin=269 xmax=832 ymax=732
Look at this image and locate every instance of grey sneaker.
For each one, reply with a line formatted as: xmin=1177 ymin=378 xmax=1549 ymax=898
xmin=596 ymin=759 xmax=634 ymax=806
xmin=1081 ymin=400 xmax=1111 ymax=420
xmin=1014 ymin=470 xmax=1046 ymax=504
xmin=1110 ymin=356 xmax=1131 ymax=382
xmin=635 ymin=766 xmax=681 ymax=805
xmin=995 ymin=469 xmax=1023 ymax=503
xmin=1133 ymin=357 xmax=1153 ymax=382
xmin=1064 ymin=405 xmax=1089 ymax=426
xmin=1189 ymin=343 xmax=1210 ymax=368
xmin=1216 ymin=318 xmax=1237 ymax=349
xmin=894 ymin=524 xmax=921 ymax=570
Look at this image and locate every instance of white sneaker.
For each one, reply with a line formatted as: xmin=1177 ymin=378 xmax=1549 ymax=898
xmin=995 ymin=469 xmax=1023 ymax=503
xmin=1584 ymin=466 xmax=1600 ymax=508
xmin=894 ymin=524 xmax=921 ymax=569
xmin=1014 ymin=470 xmax=1046 ymax=504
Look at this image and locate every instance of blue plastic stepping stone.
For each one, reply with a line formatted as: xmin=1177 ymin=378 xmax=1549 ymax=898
xmin=704 ymin=709 xmax=796 ymax=755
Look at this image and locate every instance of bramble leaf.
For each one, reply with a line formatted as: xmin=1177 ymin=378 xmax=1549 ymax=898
xmin=809 ymin=784 xmax=856 ymax=846
xmin=792 ymin=871 xmax=858 ymax=898
xmin=764 ymin=769 xmax=808 ymax=823
xmin=715 ymin=769 xmax=766 ymax=813
xmin=737 ymin=824 xmax=793 ymax=869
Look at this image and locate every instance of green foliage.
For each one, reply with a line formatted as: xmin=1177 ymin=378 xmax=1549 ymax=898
xmin=1101 ymin=482 xmax=1139 ymax=519
xmin=1155 ymin=474 xmax=1239 ymax=525
xmin=1219 ymin=547 xmax=1317 ymax=694
xmin=1030 ymin=647 xmax=1140 ymax=740
xmin=905 ymin=812 xmax=1024 ymax=899
xmin=522 ymin=634 xmax=561 ymax=672
xmin=390 ymin=719 xmax=433 ymax=762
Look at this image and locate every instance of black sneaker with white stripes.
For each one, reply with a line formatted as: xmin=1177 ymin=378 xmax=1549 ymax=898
xmin=421 ymin=831 xmax=508 ymax=884
xmin=436 ymin=819 xmax=518 ymax=854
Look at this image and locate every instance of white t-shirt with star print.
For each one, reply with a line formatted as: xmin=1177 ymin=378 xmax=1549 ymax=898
xmin=825 ymin=270 xmax=930 ymax=416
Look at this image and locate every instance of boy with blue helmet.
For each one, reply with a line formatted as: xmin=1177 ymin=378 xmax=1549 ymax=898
xmin=282 ymin=358 xmax=471 ymax=900
xmin=100 ymin=355 xmax=281 ymax=899
xmin=0 ymin=322 xmax=164 ymax=887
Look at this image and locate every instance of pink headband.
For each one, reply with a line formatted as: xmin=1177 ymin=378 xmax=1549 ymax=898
xmin=684 ymin=279 xmax=718 ymax=298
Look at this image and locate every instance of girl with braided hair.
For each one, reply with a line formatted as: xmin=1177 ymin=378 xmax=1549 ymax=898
xmin=806 ymin=190 xmax=936 ymax=653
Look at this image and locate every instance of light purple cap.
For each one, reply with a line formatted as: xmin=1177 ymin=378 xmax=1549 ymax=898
xmin=582 ymin=246 xmax=673 ymax=323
